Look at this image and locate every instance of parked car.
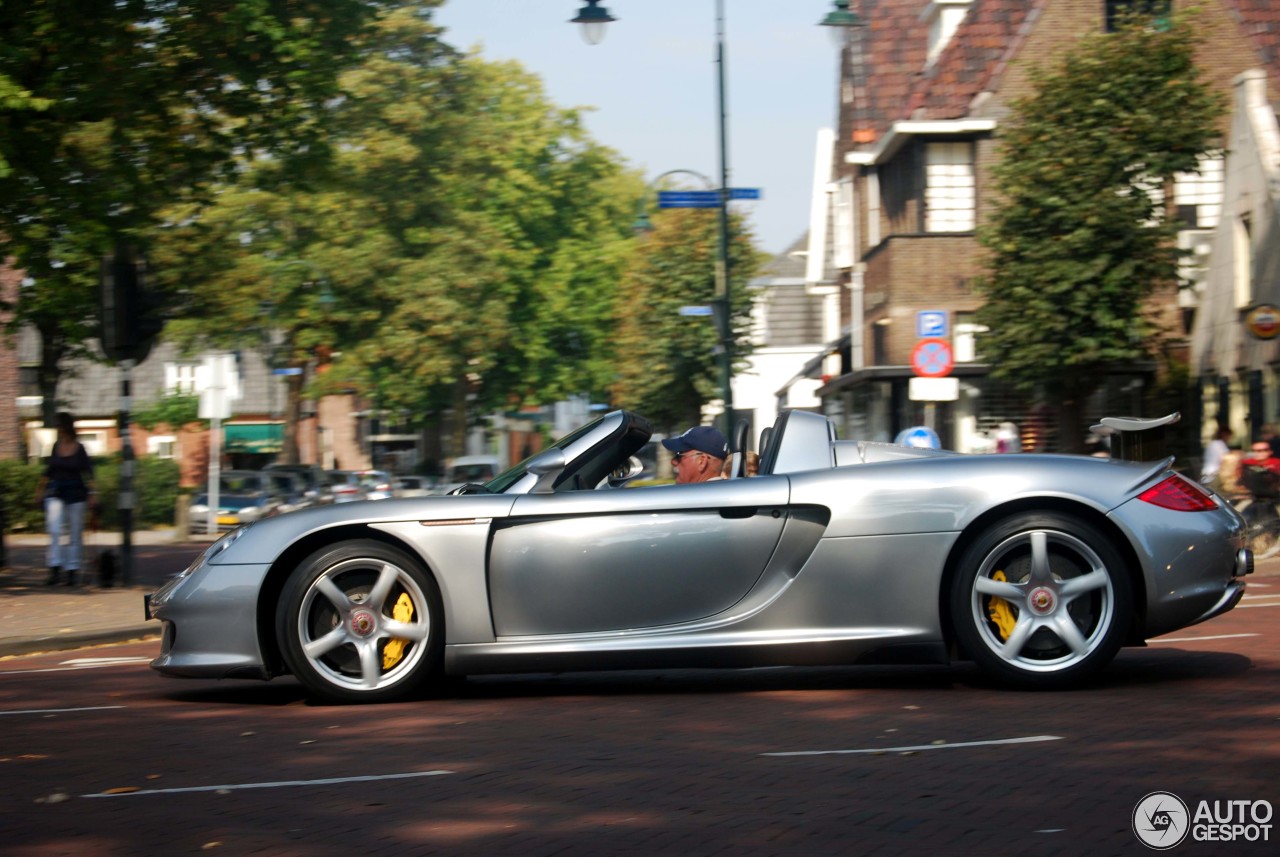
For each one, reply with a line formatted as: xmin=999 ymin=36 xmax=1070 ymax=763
xmin=148 ymin=408 xmax=1252 ymax=704
xmin=355 ymin=469 xmax=396 ymax=501
xmin=394 ymin=475 xmax=434 ymax=498
xmin=434 ymin=454 xmax=502 ymax=494
xmin=188 ymin=470 xmax=288 ymax=532
xmin=264 ymin=464 xmax=335 ymax=506
xmin=326 ymin=470 xmax=368 ymax=503
xmin=264 ymin=470 xmax=311 ymax=515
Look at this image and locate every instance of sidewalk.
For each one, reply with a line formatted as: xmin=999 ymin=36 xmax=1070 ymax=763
xmin=0 ymin=530 xmax=215 ymax=658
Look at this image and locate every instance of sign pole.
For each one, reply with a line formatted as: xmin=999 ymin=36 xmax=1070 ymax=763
xmin=118 ymin=360 xmax=135 ymax=585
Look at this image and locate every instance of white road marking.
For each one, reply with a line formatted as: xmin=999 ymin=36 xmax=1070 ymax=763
xmin=0 ymin=663 xmax=148 ymax=676
xmin=1237 ymin=602 xmax=1280 ymax=608
xmin=60 ymin=657 xmax=150 ymax=666
xmin=761 ymin=735 xmax=1063 ymax=757
xmin=1151 ymin=633 xmax=1260 ymax=643
xmin=0 ymin=705 xmax=126 ymax=717
xmin=82 ymin=770 xmax=454 ymax=798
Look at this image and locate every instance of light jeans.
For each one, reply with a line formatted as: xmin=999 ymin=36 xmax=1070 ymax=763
xmin=45 ymin=497 xmax=87 ymax=572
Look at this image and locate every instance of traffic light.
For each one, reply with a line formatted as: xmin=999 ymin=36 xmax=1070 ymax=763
xmin=100 ymin=244 xmax=165 ymax=363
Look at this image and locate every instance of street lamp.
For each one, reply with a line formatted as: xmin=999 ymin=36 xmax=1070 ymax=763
xmin=569 ymin=1 xmax=615 ymax=46
xmin=631 ymin=168 xmax=716 ymax=234
xmin=573 ymin=2 xmax=737 ymax=437
xmin=819 ymin=0 xmax=864 ymax=37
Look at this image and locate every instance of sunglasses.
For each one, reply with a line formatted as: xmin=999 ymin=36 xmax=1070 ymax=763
xmin=672 ymin=451 xmax=704 ymax=464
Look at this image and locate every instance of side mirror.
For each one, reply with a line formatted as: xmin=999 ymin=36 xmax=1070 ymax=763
xmin=607 ymin=456 xmax=645 ymax=488
xmin=528 ymin=448 xmax=569 ymax=493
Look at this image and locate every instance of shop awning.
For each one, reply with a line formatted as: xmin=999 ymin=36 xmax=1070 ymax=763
xmin=224 ymin=423 xmax=283 ymax=454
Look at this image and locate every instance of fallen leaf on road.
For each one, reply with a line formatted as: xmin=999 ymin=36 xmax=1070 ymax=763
xmin=101 ymin=787 xmax=139 ymax=794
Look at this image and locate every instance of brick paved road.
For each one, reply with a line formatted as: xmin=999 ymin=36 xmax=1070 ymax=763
xmin=0 ymin=568 xmax=1275 ymax=856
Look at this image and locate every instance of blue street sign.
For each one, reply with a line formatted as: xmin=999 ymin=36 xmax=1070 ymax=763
xmin=657 ymin=188 xmax=762 ymax=208
xmin=658 ymin=190 xmax=721 ymax=209
xmin=916 ymin=310 xmax=949 ymax=339
xmin=271 ymin=367 xmax=304 ymax=376
xmin=679 ymin=305 xmax=715 ymax=317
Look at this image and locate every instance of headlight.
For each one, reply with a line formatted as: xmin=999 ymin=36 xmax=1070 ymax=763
xmin=201 ymin=523 xmax=253 ymax=565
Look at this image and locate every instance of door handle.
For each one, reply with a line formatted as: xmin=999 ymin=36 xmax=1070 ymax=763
xmin=719 ymin=507 xmax=757 ymax=519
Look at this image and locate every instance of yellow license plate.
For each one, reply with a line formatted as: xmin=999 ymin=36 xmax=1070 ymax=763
xmin=216 ymin=515 xmax=239 ymax=525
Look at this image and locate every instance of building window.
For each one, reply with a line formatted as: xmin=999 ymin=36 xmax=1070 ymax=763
xmin=1173 ymin=155 xmax=1223 ymax=229
xmin=924 ymin=142 xmax=975 ymax=232
xmin=1105 ymin=1 xmax=1171 ymax=33
xmin=1235 ymin=213 xmax=1254 ymax=310
xmin=954 ymin=312 xmax=989 ymax=363
xmin=165 ymin=362 xmax=201 ymax=394
xmin=867 ymin=169 xmax=881 ymax=247
xmin=19 ymin=366 xmax=40 ymax=398
xmin=148 ymin=435 xmax=177 ymax=459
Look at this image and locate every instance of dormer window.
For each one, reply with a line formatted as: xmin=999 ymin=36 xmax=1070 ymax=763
xmin=1105 ymin=1 xmax=1172 ymax=33
xmin=920 ymin=0 xmax=973 ymax=68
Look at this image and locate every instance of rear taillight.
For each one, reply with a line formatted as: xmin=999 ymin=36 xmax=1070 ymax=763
xmin=1138 ymin=474 xmax=1219 ymax=511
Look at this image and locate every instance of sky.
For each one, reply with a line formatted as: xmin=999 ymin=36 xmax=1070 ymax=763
xmin=432 ymin=0 xmax=844 ymax=258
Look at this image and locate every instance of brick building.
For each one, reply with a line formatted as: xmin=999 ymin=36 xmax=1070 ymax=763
xmin=798 ymin=0 xmax=1277 ymax=452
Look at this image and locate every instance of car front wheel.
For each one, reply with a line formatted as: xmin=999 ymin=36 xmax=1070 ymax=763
xmin=950 ymin=512 xmax=1132 ymax=689
xmin=277 ymin=539 xmax=443 ymax=704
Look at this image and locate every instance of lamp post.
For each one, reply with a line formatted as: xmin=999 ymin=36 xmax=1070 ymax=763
xmin=631 ymin=168 xmax=715 ymax=234
xmin=572 ymin=2 xmax=736 ymax=437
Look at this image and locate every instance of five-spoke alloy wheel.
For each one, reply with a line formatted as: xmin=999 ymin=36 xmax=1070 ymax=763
xmin=950 ymin=512 xmax=1132 ymax=689
xmin=277 ymin=539 xmax=443 ymax=703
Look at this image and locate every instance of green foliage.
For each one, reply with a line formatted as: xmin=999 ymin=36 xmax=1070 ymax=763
xmin=0 ymin=459 xmax=43 ymax=533
xmin=152 ymin=8 xmax=650 ymax=443
xmin=132 ymin=392 xmax=205 ymax=433
xmin=0 ymin=455 xmax=179 ymax=532
xmin=973 ymin=13 xmax=1224 ymax=448
xmin=610 ymin=207 xmax=762 ymax=433
xmin=93 ymin=456 xmax=182 ymax=530
xmin=0 ymin=0 xmax=389 ymax=423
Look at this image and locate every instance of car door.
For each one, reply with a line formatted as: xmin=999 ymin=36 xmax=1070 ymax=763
xmin=489 ymin=476 xmax=791 ymax=636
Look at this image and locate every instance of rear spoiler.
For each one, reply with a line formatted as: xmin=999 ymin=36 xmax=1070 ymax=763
xmin=1090 ymin=412 xmax=1180 ymax=462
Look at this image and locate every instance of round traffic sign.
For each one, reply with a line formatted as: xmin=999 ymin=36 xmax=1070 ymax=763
xmin=911 ymin=338 xmax=954 ymax=378
xmin=1245 ymin=304 xmax=1280 ymax=340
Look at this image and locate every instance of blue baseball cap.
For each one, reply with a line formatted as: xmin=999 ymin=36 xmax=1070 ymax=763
xmin=662 ymin=425 xmax=729 ymax=459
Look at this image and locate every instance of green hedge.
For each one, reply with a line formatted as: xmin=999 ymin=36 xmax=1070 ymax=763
xmin=0 ymin=455 xmax=181 ymax=533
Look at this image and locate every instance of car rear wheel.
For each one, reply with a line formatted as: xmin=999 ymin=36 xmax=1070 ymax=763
xmin=950 ymin=512 xmax=1132 ymax=689
xmin=277 ymin=539 xmax=443 ymax=704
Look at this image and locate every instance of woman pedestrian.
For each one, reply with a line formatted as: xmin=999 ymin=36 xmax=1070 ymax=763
xmin=35 ymin=412 xmax=96 ymax=586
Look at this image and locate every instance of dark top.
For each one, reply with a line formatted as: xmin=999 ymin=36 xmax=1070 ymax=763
xmin=44 ymin=443 xmax=93 ymax=504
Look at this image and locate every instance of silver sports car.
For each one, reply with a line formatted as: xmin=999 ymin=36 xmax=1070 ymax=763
xmin=146 ymin=409 xmax=1251 ymax=704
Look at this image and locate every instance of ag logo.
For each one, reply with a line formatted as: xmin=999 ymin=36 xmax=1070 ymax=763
xmin=1133 ymin=791 xmax=1190 ymax=849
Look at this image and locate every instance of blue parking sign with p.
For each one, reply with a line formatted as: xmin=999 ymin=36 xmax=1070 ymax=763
xmin=916 ymin=310 xmax=949 ymax=339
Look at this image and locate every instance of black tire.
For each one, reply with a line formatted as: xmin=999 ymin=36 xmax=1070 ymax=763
xmin=949 ymin=512 xmax=1132 ymax=689
xmin=276 ymin=539 xmax=443 ymax=704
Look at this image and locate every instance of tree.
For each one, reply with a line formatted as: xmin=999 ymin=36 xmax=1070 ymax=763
xmin=609 ymin=205 xmax=761 ymax=434
xmin=152 ymin=8 xmax=642 ymax=459
xmin=0 ymin=0 xmax=387 ymax=425
xmin=973 ymin=13 xmax=1225 ymax=450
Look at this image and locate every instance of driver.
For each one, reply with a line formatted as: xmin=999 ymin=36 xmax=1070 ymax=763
xmin=663 ymin=425 xmax=729 ymax=484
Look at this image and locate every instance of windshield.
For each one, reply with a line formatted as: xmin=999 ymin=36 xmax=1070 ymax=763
xmin=484 ymin=417 xmax=608 ymax=494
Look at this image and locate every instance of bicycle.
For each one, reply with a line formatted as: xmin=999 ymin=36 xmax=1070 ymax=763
xmin=1233 ymin=465 xmax=1280 ymax=560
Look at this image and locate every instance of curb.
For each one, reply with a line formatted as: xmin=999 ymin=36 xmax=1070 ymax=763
xmin=0 ymin=625 xmax=160 ymax=659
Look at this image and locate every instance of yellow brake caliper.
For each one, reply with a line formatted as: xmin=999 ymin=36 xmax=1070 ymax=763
xmin=381 ymin=592 xmax=415 ymax=670
xmin=986 ymin=570 xmax=1017 ymax=641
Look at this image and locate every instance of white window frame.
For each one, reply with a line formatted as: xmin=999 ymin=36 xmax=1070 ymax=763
xmin=924 ymin=141 xmax=975 ymax=232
